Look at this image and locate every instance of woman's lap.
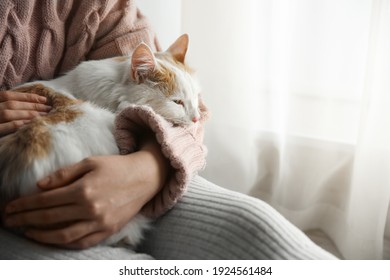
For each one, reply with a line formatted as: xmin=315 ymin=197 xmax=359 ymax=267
xmin=140 ymin=176 xmax=335 ymax=259
xmin=0 ymin=176 xmax=335 ymax=260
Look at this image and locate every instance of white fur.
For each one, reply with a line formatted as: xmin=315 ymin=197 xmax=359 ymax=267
xmin=17 ymin=103 xmax=118 ymax=197
xmin=1 ymin=101 xmax=149 ymax=247
xmin=40 ymin=54 xmax=201 ymax=125
xmin=0 ymin=47 xmax=201 ymax=247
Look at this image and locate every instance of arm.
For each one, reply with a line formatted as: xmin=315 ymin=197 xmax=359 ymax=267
xmin=2 ymin=100 xmax=208 ymax=248
xmin=115 ymin=101 xmax=209 ymax=218
xmin=3 ymin=135 xmax=169 ymax=249
xmin=2 ymin=0 xmax=205 ymax=248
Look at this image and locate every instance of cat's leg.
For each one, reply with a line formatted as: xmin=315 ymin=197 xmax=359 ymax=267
xmin=139 ymin=176 xmax=337 ymax=260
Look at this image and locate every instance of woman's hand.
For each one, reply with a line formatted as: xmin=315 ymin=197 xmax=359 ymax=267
xmin=3 ymin=137 xmax=169 ymax=249
xmin=0 ymin=90 xmax=51 ymax=137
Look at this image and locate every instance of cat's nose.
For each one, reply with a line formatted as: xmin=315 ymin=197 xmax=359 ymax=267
xmin=192 ymin=117 xmax=199 ymax=123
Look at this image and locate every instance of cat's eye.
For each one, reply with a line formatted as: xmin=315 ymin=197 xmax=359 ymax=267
xmin=173 ymin=99 xmax=184 ymax=106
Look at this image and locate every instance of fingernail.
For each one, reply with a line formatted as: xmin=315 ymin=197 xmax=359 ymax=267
xmin=38 ymin=176 xmax=51 ymax=187
xmin=44 ymin=105 xmax=52 ymax=111
xmin=39 ymin=112 xmax=48 ymax=116
xmin=23 ymin=120 xmax=32 ymax=125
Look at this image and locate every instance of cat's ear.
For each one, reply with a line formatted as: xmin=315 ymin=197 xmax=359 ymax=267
xmin=131 ymin=43 xmax=156 ymax=83
xmin=167 ymin=34 xmax=189 ymax=63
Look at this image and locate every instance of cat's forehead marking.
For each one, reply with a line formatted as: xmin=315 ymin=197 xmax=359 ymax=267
xmin=151 ymin=53 xmax=195 ymax=97
xmin=150 ymin=60 xmax=178 ymax=97
xmin=155 ymin=52 xmax=194 ymax=74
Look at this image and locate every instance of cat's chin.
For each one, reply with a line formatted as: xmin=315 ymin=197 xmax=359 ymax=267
xmin=166 ymin=117 xmax=192 ymax=126
xmin=173 ymin=121 xmax=192 ymax=127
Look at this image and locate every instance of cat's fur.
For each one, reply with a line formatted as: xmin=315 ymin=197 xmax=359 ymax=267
xmin=0 ymin=34 xmax=201 ymax=247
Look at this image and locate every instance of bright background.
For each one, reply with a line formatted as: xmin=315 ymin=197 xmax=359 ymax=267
xmin=136 ymin=0 xmax=390 ymax=260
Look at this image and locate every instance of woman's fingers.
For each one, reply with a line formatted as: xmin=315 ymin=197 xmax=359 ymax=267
xmin=4 ymin=185 xmax=78 ymax=215
xmin=0 ymin=107 xmax=50 ymax=136
xmin=24 ymin=221 xmax=101 ymax=246
xmin=3 ymin=155 xmax=153 ymax=249
xmin=0 ymin=109 xmax=48 ymax=123
xmin=4 ymin=204 xmax=87 ymax=227
xmin=0 ymin=91 xmax=47 ymax=104
xmin=5 ymin=159 xmax=97 ymax=214
xmin=37 ymin=158 xmax=95 ymax=190
xmin=61 ymin=231 xmax=112 ymax=249
xmin=58 ymin=203 xmax=136 ymax=249
xmin=8 ymin=192 xmax=135 ymax=248
xmin=0 ymin=101 xmax=51 ymax=112
xmin=0 ymin=91 xmax=51 ymax=136
xmin=0 ymin=119 xmax=31 ymax=136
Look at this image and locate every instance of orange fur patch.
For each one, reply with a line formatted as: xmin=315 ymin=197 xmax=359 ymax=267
xmin=156 ymin=52 xmax=195 ymax=74
xmin=0 ymin=84 xmax=83 ymax=184
xmin=15 ymin=84 xmax=82 ymax=124
xmin=150 ymin=63 xmax=177 ymax=97
xmin=149 ymin=53 xmax=194 ymax=97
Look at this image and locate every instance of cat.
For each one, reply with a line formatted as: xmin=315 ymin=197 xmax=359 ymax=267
xmin=0 ymin=34 xmax=201 ymax=247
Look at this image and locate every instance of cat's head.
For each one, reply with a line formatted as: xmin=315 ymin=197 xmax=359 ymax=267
xmin=127 ymin=34 xmax=201 ymax=126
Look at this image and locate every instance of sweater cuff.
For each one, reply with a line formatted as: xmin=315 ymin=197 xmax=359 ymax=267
xmin=114 ymin=105 xmax=207 ymax=218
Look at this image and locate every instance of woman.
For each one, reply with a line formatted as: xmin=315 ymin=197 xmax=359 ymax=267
xmin=0 ymin=0 xmax=335 ymax=259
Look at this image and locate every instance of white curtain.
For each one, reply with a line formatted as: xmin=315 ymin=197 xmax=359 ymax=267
xmin=140 ymin=0 xmax=390 ymax=259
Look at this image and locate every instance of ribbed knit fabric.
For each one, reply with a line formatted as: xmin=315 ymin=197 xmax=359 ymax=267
xmin=0 ymin=0 xmax=160 ymax=91
xmin=140 ymin=176 xmax=336 ymax=259
xmin=0 ymin=176 xmax=336 ymax=260
xmin=0 ymin=228 xmax=153 ymax=260
xmin=114 ymin=105 xmax=208 ymax=218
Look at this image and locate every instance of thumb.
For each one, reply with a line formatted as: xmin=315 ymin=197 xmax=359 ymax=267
xmin=37 ymin=159 xmax=93 ymax=190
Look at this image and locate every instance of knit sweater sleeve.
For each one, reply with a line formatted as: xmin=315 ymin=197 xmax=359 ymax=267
xmin=114 ymin=100 xmax=209 ymax=218
xmin=0 ymin=0 xmax=159 ymax=89
xmin=60 ymin=0 xmax=160 ymax=74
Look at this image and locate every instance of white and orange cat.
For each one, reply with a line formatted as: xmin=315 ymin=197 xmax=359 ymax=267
xmin=0 ymin=34 xmax=201 ymax=246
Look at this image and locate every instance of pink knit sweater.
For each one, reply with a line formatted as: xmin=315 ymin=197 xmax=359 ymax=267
xmin=0 ymin=0 xmax=208 ymax=218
